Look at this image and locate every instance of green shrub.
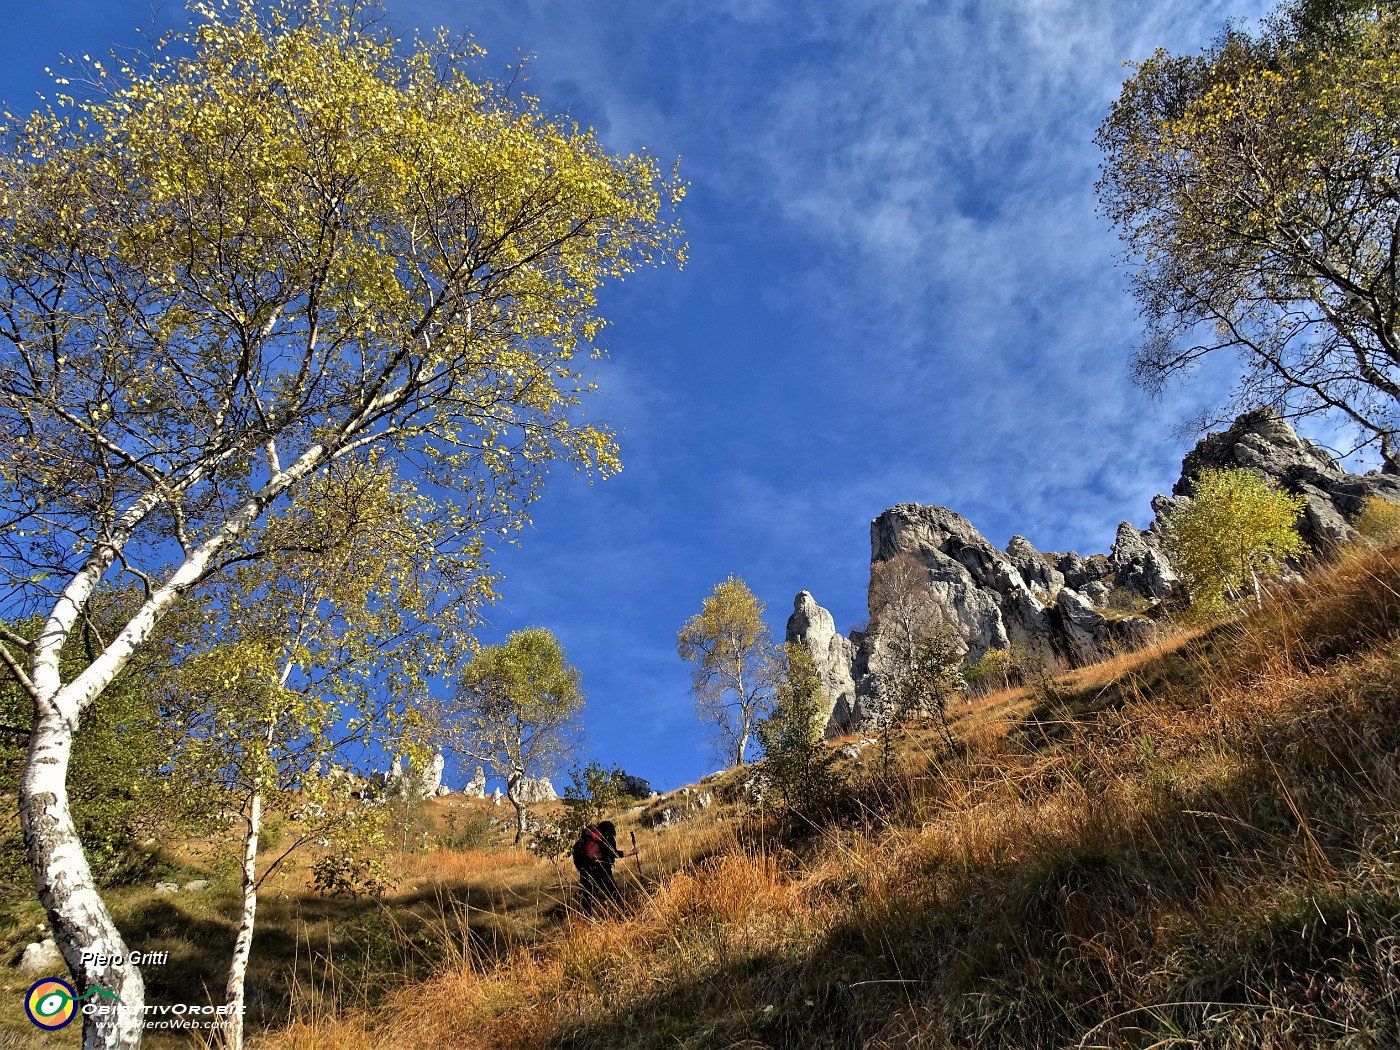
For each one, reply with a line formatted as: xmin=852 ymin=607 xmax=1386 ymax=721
xmin=756 ymin=647 xmax=846 ymax=815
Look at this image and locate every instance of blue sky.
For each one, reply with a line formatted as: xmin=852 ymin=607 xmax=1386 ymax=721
xmin=1 ymin=0 xmax=1279 ymax=791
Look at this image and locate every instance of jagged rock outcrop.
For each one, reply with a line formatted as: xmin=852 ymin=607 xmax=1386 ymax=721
xmin=1175 ymin=407 xmax=1400 ymax=552
xmin=1056 ymin=587 xmax=1113 ymax=654
xmin=790 ymin=504 xmax=1149 ymax=732
xmin=378 ymin=752 xmax=446 ymax=801
xmin=1006 ymin=535 xmax=1063 ymax=600
xmin=461 ymin=765 xmax=487 ymax=798
xmin=511 ymin=776 xmax=557 ymax=804
xmin=786 ymin=591 xmax=858 ymax=730
xmin=791 ymin=408 xmax=1394 ymax=735
xmin=417 ymin=753 xmax=445 ymax=798
xmin=1108 ymin=521 xmax=1178 ymax=601
xmin=869 ymin=504 xmax=1063 ymax=665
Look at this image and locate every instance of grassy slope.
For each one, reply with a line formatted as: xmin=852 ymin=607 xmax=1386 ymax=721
xmin=4 ymin=544 xmax=1398 ymax=1049
xmin=264 ymin=543 xmax=1400 ymax=1050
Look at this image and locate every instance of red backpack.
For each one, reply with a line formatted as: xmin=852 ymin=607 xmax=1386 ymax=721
xmin=572 ymin=825 xmax=606 ymax=870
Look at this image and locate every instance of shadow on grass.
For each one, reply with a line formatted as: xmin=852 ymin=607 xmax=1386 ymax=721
xmin=111 ymin=870 xmax=562 ymax=1036
xmin=548 ymin=652 xmax=1400 ymax=1048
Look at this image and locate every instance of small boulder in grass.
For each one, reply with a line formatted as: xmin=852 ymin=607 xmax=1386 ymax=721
xmin=183 ymin=880 xmax=210 ymax=892
xmin=19 ymin=938 xmax=62 ymax=973
xmin=154 ymin=882 xmax=180 ymax=894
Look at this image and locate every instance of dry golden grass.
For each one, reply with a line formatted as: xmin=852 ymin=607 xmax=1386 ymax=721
xmin=247 ymin=543 xmax=1400 ymax=1049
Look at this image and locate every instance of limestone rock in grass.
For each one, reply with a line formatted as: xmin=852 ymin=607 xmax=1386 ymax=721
xmin=183 ymin=880 xmax=210 ymax=892
xmin=743 ymin=771 xmax=770 ymax=805
xmin=836 ymin=738 xmax=878 ymax=760
xmin=19 ymin=938 xmax=62 ymax=973
xmin=435 ymin=785 xmax=452 ymax=797
xmin=1056 ymin=589 xmax=1112 ymax=660
xmin=786 ymin=591 xmax=858 ymax=731
xmin=154 ymin=882 xmax=179 ymax=894
xmin=646 ymin=806 xmax=681 ymax=829
xmin=513 ymin=776 xmax=557 ymax=804
xmin=461 ymin=766 xmax=487 ymax=798
xmin=491 ymin=787 xmax=503 ymax=806
xmin=644 ymin=785 xmax=716 ymax=826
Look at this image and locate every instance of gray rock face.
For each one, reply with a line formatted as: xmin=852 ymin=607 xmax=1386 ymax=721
xmin=1056 ymin=588 xmax=1113 ymax=658
xmin=1081 ymin=580 xmax=1113 ymax=607
xmin=379 ymin=752 xmax=446 ymax=801
xmin=786 ymin=592 xmax=858 ymax=730
xmin=1176 ymin=406 xmax=1400 ymax=552
xmin=511 ymin=776 xmax=557 ymax=804
xmin=796 ymin=501 xmax=1137 ymax=732
xmin=1006 ymin=535 xmax=1063 ymax=600
xmin=870 ymin=504 xmax=1060 ymax=665
xmin=792 ymin=408 xmax=1397 ymax=735
xmin=1108 ymin=521 xmax=1179 ymax=601
xmin=417 ymin=753 xmax=445 ymax=798
xmin=461 ymin=766 xmax=487 ymax=799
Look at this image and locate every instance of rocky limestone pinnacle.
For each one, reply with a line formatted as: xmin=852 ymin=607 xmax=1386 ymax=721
xmin=789 ymin=408 xmax=1396 ymax=734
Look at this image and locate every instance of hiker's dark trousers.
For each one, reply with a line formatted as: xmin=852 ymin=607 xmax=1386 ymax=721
xmin=578 ymin=861 xmax=621 ymax=914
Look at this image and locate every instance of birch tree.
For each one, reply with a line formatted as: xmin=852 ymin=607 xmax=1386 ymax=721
xmin=445 ymin=628 xmax=583 ymax=844
xmin=0 ymin=2 xmax=683 ymax=1045
xmin=1096 ymin=0 xmax=1400 ymax=466
xmin=868 ymin=554 xmax=966 ymax=751
xmin=868 ymin=553 xmax=965 ymax=687
xmin=163 ymin=455 xmax=458 ymax=1050
xmin=1 ymin=602 xmax=197 ymax=895
xmin=677 ymin=576 xmax=779 ymax=767
xmin=1163 ymin=467 xmax=1309 ymax=613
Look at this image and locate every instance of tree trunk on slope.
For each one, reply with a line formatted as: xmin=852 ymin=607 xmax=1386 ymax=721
xmin=223 ymin=788 xmax=263 ymax=1050
xmin=507 ymin=773 xmax=527 ymax=845
xmin=20 ymin=710 xmax=146 ymax=1049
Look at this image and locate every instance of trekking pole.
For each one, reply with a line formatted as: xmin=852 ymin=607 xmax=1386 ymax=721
xmin=631 ymin=830 xmax=644 ymax=879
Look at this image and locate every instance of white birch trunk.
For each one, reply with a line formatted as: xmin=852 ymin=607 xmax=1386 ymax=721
xmin=20 ymin=709 xmax=146 ymax=1049
xmin=16 ymin=440 xmax=335 ymax=1048
xmin=222 ymin=788 xmax=262 ymax=1050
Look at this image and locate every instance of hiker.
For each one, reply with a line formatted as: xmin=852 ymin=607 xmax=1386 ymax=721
xmin=572 ymin=819 xmax=638 ymax=915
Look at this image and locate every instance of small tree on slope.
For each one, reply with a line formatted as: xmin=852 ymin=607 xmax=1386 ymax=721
xmin=1164 ymin=467 xmax=1309 ymax=613
xmin=678 ymin=577 xmax=780 ymax=768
